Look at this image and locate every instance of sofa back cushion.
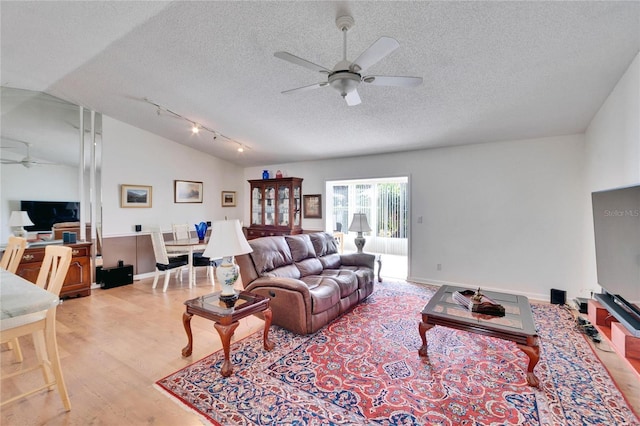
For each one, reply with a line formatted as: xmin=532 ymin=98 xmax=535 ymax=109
xmin=249 ymin=236 xmax=294 ymax=275
xmin=285 ymin=234 xmax=317 ymax=261
xmin=286 ymin=234 xmax=323 ymax=276
xmin=309 ymin=232 xmax=338 ymax=257
xmin=319 ymin=253 xmax=342 ymax=269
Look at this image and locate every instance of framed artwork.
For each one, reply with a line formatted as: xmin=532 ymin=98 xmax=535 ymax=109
xmin=174 ymin=180 xmax=203 ymax=203
xmin=121 ymin=184 xmax=152 ymax=208
xmin=303 ymin=194 xmax=322 ymax=218
xmin=221 ymin=191 xmax=236 ymax=207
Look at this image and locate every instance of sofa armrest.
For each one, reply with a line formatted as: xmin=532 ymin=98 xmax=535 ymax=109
xmin=339 ymin=252 xmax=375 ymax=270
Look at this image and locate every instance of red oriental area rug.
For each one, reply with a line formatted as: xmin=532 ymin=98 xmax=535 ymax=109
xmin=156 ymin=281 xmax=639 ymax=425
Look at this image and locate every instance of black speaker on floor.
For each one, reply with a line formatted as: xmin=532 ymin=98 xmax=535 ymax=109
xmin=550 ymin=288 xmax=566 ymax=305
xmin=99 ymin=265 xmax=134 ymax=289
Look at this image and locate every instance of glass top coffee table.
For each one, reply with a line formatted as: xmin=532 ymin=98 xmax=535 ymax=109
xmin=419 ymin=285 xmax=540 ymax=387
xmin=182 ymin=291 xmax=275 ymax=377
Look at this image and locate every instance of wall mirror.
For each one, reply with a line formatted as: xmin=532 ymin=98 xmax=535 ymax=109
xmin=1 ymin=86 xmax=102 ymax=270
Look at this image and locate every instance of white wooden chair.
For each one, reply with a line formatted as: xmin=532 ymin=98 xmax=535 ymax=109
xmin=172 ymin=223 xmax=214 ymax=284
xmin=150 ymin=228 xmax=189 ymax=292
xmin=0 ymin=245 xmax=73 ymax=411
xmin=0 ymin=236 xmax=28 ymax=362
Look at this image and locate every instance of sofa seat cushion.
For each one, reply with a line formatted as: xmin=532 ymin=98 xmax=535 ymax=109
xmin=319 ymin=269 xmax=358 ymax=298
xmin=339 ymin=266 xmax=374 ymax=289
xmin=300 ymin=276 xmax=340 ymax=314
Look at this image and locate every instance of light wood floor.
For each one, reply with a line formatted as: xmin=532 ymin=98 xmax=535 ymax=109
xmin=1 ymin=275 xmax=639 ymax=425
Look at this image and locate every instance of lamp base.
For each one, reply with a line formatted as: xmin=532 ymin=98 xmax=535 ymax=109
xmin=354 ymin=233 xmax=366 ymax=253
xmin=219 ymin=292 xmax=239 ymax=308
xmin=12 ymin=227 xmax=27 ymax=238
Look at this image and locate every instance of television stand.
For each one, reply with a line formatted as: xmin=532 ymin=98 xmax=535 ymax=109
xmin=588 ymin=299 xmax=640 ymax=380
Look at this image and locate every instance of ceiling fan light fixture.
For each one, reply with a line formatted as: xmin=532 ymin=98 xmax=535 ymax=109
xmin=328 ymin=72 xmax=361 ymax=97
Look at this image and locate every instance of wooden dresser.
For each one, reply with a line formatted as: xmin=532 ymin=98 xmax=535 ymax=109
xmin=15 ymin=242 xmax=92 ymax=298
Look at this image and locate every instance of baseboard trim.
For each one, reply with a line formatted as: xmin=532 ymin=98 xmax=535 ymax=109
xmin=407 ymin=277 xmax=548 ymax=303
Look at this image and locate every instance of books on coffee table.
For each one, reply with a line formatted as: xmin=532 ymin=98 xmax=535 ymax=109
xmin=452 ymin=289 xmax=506 ymax=317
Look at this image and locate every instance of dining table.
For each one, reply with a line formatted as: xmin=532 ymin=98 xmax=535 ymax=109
xmin=164 ymin=237 xmax=209 ymax=287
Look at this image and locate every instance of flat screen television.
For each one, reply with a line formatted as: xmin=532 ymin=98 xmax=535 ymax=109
xmin=591 ymin=184 xmax=640 ymax=337
xmin=20 ymin=200 xmax=80 ymax=232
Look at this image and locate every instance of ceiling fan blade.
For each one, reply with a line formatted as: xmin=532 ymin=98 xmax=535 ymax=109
xmin=363 ymin=75 xmax=423 ymax=87
xmin=274 ymin=52 xmax=331 ymax=74
xmin=1 ymin=159 xmax=20 ymax=164
xmin=344 ymin=90 xmax=361 ymax=106
xmin=282 ymin=82 xmax=328 ymax=95
xmin=350 ymin=37 xmax=399 ymax=73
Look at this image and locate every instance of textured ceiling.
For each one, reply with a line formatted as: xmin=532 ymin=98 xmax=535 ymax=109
xmin=1 ymin=1 xmax=639 ymax=167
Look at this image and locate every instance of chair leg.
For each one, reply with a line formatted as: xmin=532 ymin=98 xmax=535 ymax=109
xmin=8 ymin=338 xmax=23 ymax=363
xmin=152 ymin=268 xmax=160 ymax=289
xmin=208 ymin=265 xmax=214 ymax=285
xmin=163 ymin=270 xmax=171 ymax=292
xmin=32 ymin=330 xmax=55 ymax=391
xmin=44 ymin=310 xmax=71 ymax=411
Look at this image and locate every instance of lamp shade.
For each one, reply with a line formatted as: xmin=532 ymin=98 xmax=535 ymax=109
xmin=348 ymin=213 xmax=371 ymax=233
xmin=202 ymin=219 xmax=252 ymax=259
xmin=9 ymin=211 xmax=34 ymax=227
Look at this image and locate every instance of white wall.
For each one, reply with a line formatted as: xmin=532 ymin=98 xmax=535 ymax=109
xmin=583 ymin=52 xmax=640 ymax=295
xmin=245 ymin=133 xmax=586 ymax=301
xmin=101 ymin=117 xmax=244 ymax=236
xmin=1 ymin=163 xmax=78 ymax=242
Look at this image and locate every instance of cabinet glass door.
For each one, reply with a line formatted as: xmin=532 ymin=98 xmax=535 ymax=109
xmin=251 ymin=187 xmax=263 ymax=225
xmin=293 ymin=184 xmax=301 ymax=226
xmin=264 ymin=185 xmax=276 ymax=226
xmin=278 ymin=185 xmax=290 ymax=226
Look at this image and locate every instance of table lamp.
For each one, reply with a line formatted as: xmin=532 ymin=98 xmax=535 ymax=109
xmin=202 ymin=219 xmax=253 ymax=307
xmin=9 ymin=211 xmax=34 ymax=238
xmin=349 ymin=213 xmax=371 ymax=253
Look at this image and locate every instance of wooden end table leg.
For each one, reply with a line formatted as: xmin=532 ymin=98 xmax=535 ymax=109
xmin=377 ymin=255 xmax=382 ymax=282
xmin=181 ymin=311 xmax=194 ymax=357
xmin=214 ymin=321 xmax=239 ymax=377
xmin=418 ymin=319 xmax=434 ymax=357
xmin=517 ymin=337 xmax=540 ymax=387
xmin=262 ymin=308 xmax=275 ymax=351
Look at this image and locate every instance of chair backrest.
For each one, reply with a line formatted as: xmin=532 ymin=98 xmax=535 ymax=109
xmin=149 ymin=228 xmax=170 ymax=265
xmin=0 ymin=236 xmax=27 ymax=273
xmin=35 ymin=245 xmax=72 ymax=297
xmin=172 ymin=223 xmax=191 ymax=241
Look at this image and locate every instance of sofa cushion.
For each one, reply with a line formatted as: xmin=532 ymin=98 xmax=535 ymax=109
xmin=285 ymin=234 xmax=317 ymax=262
xmin=300 ymin=276 xmax=340 ymax=313
xmin=262 ymin=264 xmax=301 ymax=279
xmin=320 ymin=269 xmax=358 ymax=298
xmin=296 ymin=258 xmax=323 ymax=276
xmin=249 ymin=236 xmax=293 ymax=274
xmin=318 ymin=253 xmax=342 ymax=269
xmin=309 ymin=232 xmax=338 ymax=257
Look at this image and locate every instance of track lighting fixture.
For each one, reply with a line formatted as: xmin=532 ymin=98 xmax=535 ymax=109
xmin=143 ymin=98 xmax=250 ymax=153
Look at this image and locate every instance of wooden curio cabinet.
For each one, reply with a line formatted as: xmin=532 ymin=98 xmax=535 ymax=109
xmin=247 ymin=177 xmax=303 ymax=239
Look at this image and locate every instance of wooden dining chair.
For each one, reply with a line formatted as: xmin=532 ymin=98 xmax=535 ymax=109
xmin=171 ymin=223 xmax=214 ymax=284
xmin=150 ymin=228 xmax=189 ymax=292
xmin=0 ymin=245 xmax=73 ymax=411
xmin=0 ymin=236 xmax=27 ymax=273
xmin=0 ymin=236 xmax=28 ymax=362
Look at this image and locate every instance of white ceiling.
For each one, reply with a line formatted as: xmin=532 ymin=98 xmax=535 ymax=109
xmin=1 ymin=1 xmax=639 ymax=167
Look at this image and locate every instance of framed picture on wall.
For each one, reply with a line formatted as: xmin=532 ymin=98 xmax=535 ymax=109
xmin=221 ymin=191 xmax=236 ymax=207
xmin=174 ymin=180 xmax=203 ymax=203
xmin=121 ymin=184 xmax=152 ymax=208
xmin=303 ymin=194 xmax=322 ymax=218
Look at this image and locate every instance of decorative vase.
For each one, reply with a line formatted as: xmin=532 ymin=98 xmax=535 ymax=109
xmin=217 ymin=256 xmax=240 ymax=307
xmin=262 ymin=169 xmax=269 ymax=179
xmin=195 ymin=222 xmax=208 ymax=241
xmin=276 ymin=170 xmax=283 ymax=178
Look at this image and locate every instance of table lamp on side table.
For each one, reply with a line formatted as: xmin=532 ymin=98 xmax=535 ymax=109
xmin=202 ymin=219 xmax=253 ymax=307
xmin=349 ymin=213 xmax=371 ymax=253
xmin=9 ymin=211 xmax=34 ymax=238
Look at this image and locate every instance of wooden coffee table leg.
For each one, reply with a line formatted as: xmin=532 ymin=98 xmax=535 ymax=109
xmin=262 ymin=308 xmax=275 ymax=351
xmin=214 ymin=321 xmax=239 ymax=377
xmin=418 ymin=319 xmax=435 ymax=357
xmin=181 ymin=311 xmax=193 ymax=357
xmin=517 ymin=336 xmax=540 ymax=387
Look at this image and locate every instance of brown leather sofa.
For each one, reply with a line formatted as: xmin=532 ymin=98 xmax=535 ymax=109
xmin=236 ymin=232 xmax=375 ymax=334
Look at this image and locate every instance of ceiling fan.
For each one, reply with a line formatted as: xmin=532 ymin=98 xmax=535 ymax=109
xmin=0 ymin=138 xmax=57 ymax=168
xmin=274 ymin=15 xmax=422 ymax=106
